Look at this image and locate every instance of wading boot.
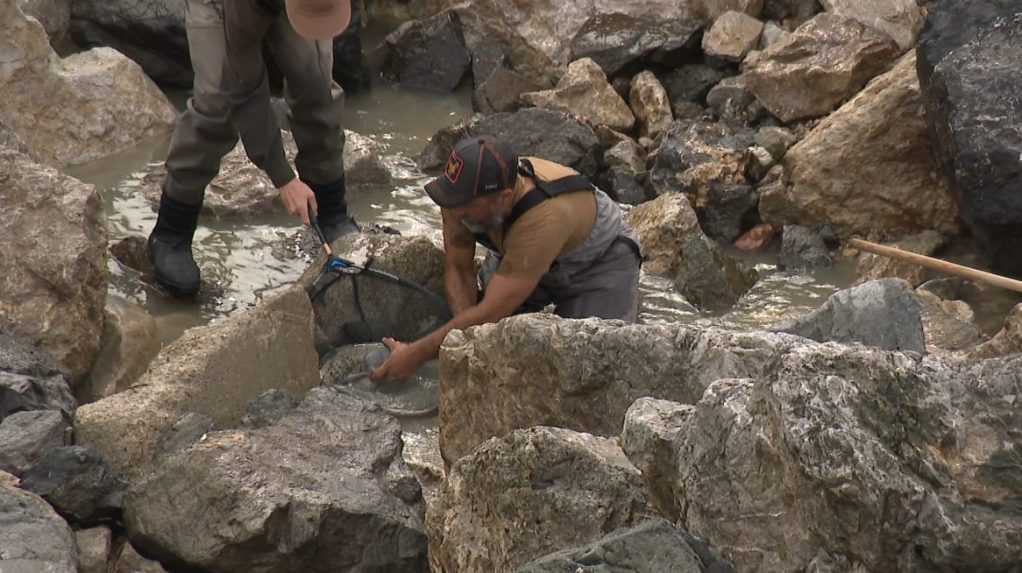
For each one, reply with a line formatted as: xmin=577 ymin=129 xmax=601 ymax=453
xmin=148 ymin=193 xmax=201 ymax=297
xmin=312 ymin=178 xmax=359 ymax=243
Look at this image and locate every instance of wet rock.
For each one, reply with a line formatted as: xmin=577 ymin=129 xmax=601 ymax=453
xmin=734 ymin=222 xmax=777 ymax=250
xmin=705 ymin=75 xmax=762 ymax=124
xmin=75 ymin=285 xmax=320 ymax=480
xmin=854 ymin=231 xmax=947 ymax=287
xmin=520 ymin=58 xmax=635 ymax=131
xmin=344 ymin=130 xmax=392 ymax=186
xmin=240 ymin=389 xmax=299 ymax=429
xmin=779 ymin=225 xmax=832 ymax=270
xmin=472 ymin=66 xmax=542 ymax=114
xmin=82 ymin=295 xmax=161 ymax=403
xmin=438 ymin=315 xmax=806 ymax=464
xmin=114 ymin=543 xmax=167 ymax=573
xmin=775 ymin=278 xmax=926 ymax=352
xmin=21 ymin=445 xmax=125 ymax=525
xmin=742 ymin=13 xmax=900 ymax=122
xmin=419 ymin=108 xmax=602 ymax=177
xmin=516 ymin=519 xmax=716 ymax=573
xmin=660 ymin=64 xmax=729 ymax=107
xmin=0 ymin=482 xmax=78 ymax=573
xmin=625 ymin=193 xmax=704 ymax=276
xmin=760 ymin=52 xmax=958 ymax=238
xmin=917 ymin=1 xmax=1022 ymax=277
xmin=820 ymin=0 xmax=923 ymax=51
xmin=629 ymin=71 xmax=674 ymax=140
xmin=153 ymin=412 xmax=214 ymax=458
xmin=916 ymin=290 xmax=982 ymax=353
xmin=703 ymin=11 xmax=765 ymax=62
xmin=384 ymin=11 xmax=470 ymax=92
xmin=0 ymin=410 xmax=67 ymax=477
xmin=300 ymin=233 xmax=449 ymax=351
xmin=619 ymin=348 xmax=1022 ymax=572
xmin=648 ymin=120 xmax=755 ymax=200
xmin=604 ymin=139 xmax=649 ymax=205
xmin=673 ymin=231 xmax=758 ymax=311
xmin=0 ymin=148 xmax=107 ymax=383
xmin=18 ymin=0 xmax=70 ymax=45
xmin=968 ymin=304 xmax=1022 ymax=361
xmin=76 ymin=526 xmax=113 ymax=573
xmin=699 ymin=183 xmax=758 ymax=243
xmin=696 ymin=0 xmax=765 ymax=20
xmin=1 ymin=3 xmax=176 ymax=167
xmin=124 ymin=386 xmax=427 ymax=573
xmin=428 ymin=427 xmax=652 ymax=572
xmin=754 ymin=125 xmax=797 ymax=160
xmin=569 ymin=13 xmax=703 ymax=78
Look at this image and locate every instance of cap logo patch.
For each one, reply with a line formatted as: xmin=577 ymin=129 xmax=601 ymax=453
xmin=444 ymin=151 xmax=464 ymax=184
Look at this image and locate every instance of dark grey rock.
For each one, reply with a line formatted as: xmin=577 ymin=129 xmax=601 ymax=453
xmin=775 ymin=278 xmax=926 ymax=353
xmin=0 ymin=371 xmax=76 ymax=423
xmin=153 ymin=412 xmax=214 ymax=457
xmin=916 ymin=1 xmax=1022 ymax=277
xmin=240 ymin=389 xmax=298 ymax=429
xmin=763 ymin=0 xmax=820 ymax=22
xmin=570 ymin=13 xmax=703 ymax=78
xmin=706 ymin=75 xmax=764 ymax=124
xmin=648 ymin=120 xmax=755 ymax=198
xmin=0 ymin=483 xmax=78 ymax=572
xmin=698 ymin=183 xmax=759 ymax=243
xmin=779 ymin=224 xmax=832 ymax=270
xmin=0 ymin=410 xmax=67 ymax=477
xmin=674 ymin=233 xmax=758 ymax=312
xmin=608 ymin=171 xmax=649 ymax=205
xmin=660 ymin=64 xmax=730 ymax=106
xmin=384 ymin=11 xmax=471 ymax=92
xmin=0 ymin=330 xmax=61 ymax=377
xmin=20 ymin=446 xmax=126 ymax=525
xmin=755 ymin=126 xmax=798 ymax=160
xmin=473 ymin=66 xmax=543 ymax=114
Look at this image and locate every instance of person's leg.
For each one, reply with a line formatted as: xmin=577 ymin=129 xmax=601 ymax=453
xmin=151 ymin=0 xmax=240 ymax=296
xmin=266 ymin=13 xmax=355 ymax=240
xmin=554 ymin=241 xmax=641 ymax=322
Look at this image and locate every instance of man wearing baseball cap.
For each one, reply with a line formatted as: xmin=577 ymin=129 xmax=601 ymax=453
xmin=371 ymin=135 xmax=642 ymax=381
xmin=148 ymin=0 xmax=355 ymax=297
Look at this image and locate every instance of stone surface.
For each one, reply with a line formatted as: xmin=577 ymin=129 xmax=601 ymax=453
xmin=0 ymin=370 xmax=76 ymax=423
xmin=472 ymin=66 xmax=542 ymax=113
xmin=648 ymin=120 xmax=755 ymax=200
xmin=240 ymin=389 xmax=299 ymax=429
xmin=1 ymin=3 xmax=176 ymax=167
xmin=854 ymin=231 xmax=947 ymax=287
xmin=75 ymin=526 xmax=113 ymax=573
xmin=0 ymin=410 xmax=67 ymax=477
xmin=419 ymin=107 xmax=602 ymax=177
xmin=742 ymin=13 xmax=900 ymax=122
xmin=20 ymin=445 xmax=125 ymax=525
xmin=124 ymin=386 xmax=427 ymax=573
xmin=516 ymin=519 xmax=713 ymax=573
xmin=629 ymin=71 xmax=674 ymax=139
xmin=0 ymin=147 xmax=108 ymax=383
xmin=760 ymin=52 xmax=959 ymax=238
xmin=762 ymin=0 xmax=818 ymax=22
xmin=625 ymin=193 xmax=704 ymax=276
xmin=74 ymin=285 xmax=320 ymax=480
xmin=916 ymin=1 xmax=1022 ymax=277
xmin=754 ymin=125 xmax=797 ymax=160
xmin=603 ymin=138 xmax=648 ymax=205
xmin=384 ymin=11 xmax=470 ymax=92
xmin=520 ymin=58 xmax=635 ymax=131
xmin=619 ymin=398 xmax=695 ymax=520
xmin=153 ymin=412 xmax=214 ymax=458
xmin=18 ymin=0 xmax=70 ymax=45
xmin=968 ymin=303 xmax=1022 ymax=361
xmin=703 ymin=11 xmax=765 ymax=62
xmin=705 ymin=75 xmax=762 ymax=124
xmin=343 ymin=130 xmax=392 ymax=186
xmin=660 ymin=64 xmax=729 ymax=107
xmin=916 ymin=290 xmax=983 ymax=354
xmin=699 ymin=184 xmax=759 ymax=243
xmin=759 ymin=21 xmax=791 ymax=49
xmin=114 ymin=543 xmax=167 ymax=573
xmin=0 ymin=482 xmax=78 ymax=573
xmin=620 ymin=347 xmax=1022 ymax=572
xmin=779 ymin=225 xmax=832 ymax=270
xmin=438 ymin=315 xmax=814 ymax=465
xmin=820 ymin=0 xmax=923 ymax=51
xmin=402 ymin=429 xmax=445 ymax=512
xmin=673 ymin=230 xmax=758 ymax=311
xmin=734 ymin=222 xmax=777 ymax=250
xmin=82 ymin=295 xmax=161 ymax=403
xmin=427 ymin=427 xmax=653 ymax=572
xmin=775 ymin=278 xmax=926 ymax=353
xmin=696 ymin=0 xmax=764 ymax=20
xmin=570 ymin=14 xmax=703 ymax=78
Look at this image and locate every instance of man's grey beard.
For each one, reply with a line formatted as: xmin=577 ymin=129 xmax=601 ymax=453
xmin=461 ymin=214 xmax=505 ymax=235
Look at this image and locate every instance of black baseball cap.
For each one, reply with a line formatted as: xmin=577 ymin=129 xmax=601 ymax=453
xmin=425 ymin=135 xmax=518 ymax=208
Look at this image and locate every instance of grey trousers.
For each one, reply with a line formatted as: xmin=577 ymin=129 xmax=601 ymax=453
xmin=163 ymin=0 xmax=345 ymax=206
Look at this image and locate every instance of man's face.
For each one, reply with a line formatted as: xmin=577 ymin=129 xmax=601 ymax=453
xmin=453 ymin=191 xmax=511 ymax=234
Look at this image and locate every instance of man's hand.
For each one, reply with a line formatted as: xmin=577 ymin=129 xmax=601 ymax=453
xmin=279 ymin=178 xmax=318 ymax=225
xmin=370 ymin=337 xmax=429 ymax=382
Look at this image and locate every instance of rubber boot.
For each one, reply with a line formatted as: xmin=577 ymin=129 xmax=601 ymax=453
xmin=312 ymin=177 xmax=359 ymax=243
xmin=148 ymin=193 xmax=201 ymax=297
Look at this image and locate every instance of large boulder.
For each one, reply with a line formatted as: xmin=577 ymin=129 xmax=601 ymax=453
xmin=629 ymin=71 xmax=674 ymax=140
xmin=778 ymin=224 xmax=833 ymax=270
xmin=620 ymin=349 xmax=1022 ymax=572
xmin=427 ymin=426 xmax=653 ymax=573
xmin=20 ymin=446 xmax=125 ymax=525
xmin=916 ymin=0 xmax=1022 ymax=277
xmin=18 ymin=0 xmax=70 ymax=45
xmin=520 ymin=58 xmax=635 ymax=131
xmin=1 ymin=0 xmax=176 ymax=167
xmin=820 ymin=0 xmax=923 ymax=51
xmin=75 ymin=526 xmax=113 ymax=573
xmin=0 ymin=482 xmax=78 ymax=573
xmin=113 ymin=543 xmax=168 ymax=573
xmin=419 ymin=108 xmax=602 ymax=177
xmin=774 ymin=278 xmax=926 ymax=353
xmin=647 ymin=120 xmax=755 ymax=201
xmin=74 ymin=285 xmax=320 ymax=480
xmin=0 ymin=410 xmax=68 ymax=476
xmin=383 ymin=11 xmax=470 ymax=92
xmin=743 ymin=13 xmax=900 ymax=122
xmin=81 ymin=295 xmax=161 ymax=403
xmin=702 ymin=10 xmax=765 ymax=62
xmin=916 ymin=290 xmax=983 ymax=354
xmin=124 ymin=386 xmax=428 ymax=573
xmin=699 ymin=183 xmax=759 ymax=243
xmin=438 ymin=314 xmax=811 ymax=464
xmin=759 ymin=52 xmax=959 ymax=238
xmin=0 ymin=332 xmax=76 ymax=422
xmin=0 ymin=147 xmax=108 ymax=383
xmin=659 ymin=64 xmax=729 ymax=108
xmin=854 ymin=231 xmax=947 ymax=287
xmin=569 ymin=14 xmax=703 ymax=79
xmin=299 ymin=232 xmax=449 ymax=351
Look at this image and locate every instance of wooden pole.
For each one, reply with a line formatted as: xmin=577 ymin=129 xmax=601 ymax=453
xmin=849 ymin=238 xmax=1022 ymax=294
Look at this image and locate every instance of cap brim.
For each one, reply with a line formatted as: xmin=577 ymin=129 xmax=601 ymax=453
xmin=286 ymin=1 xmax=352 ymax=40
xmin=425 ymin=177 xmax=469 ymax=209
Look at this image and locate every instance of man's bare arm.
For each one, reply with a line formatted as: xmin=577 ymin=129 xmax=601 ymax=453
xmin=441 ymin=210 xmax=480 ymax=315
